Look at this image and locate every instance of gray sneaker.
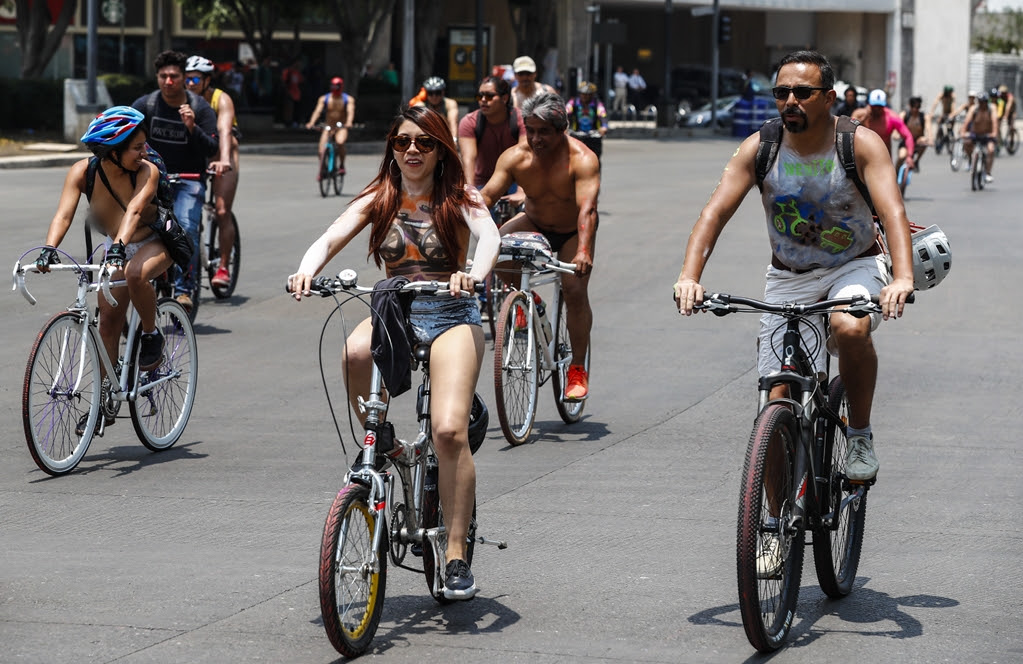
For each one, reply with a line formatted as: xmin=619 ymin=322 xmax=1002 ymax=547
xmin=845 ymin=434 xmax=879 ymax=481
xmin=756 ymin=533 xmax=782 ymax=579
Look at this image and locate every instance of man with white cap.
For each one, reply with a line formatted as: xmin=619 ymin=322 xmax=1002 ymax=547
xmin=852 ymin=89 xmax=914 ymax=169
xmin=511 ymin=55 xmax=556 ymax=108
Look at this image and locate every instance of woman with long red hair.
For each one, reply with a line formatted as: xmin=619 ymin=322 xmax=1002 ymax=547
xmin=289 ymin=105 xmax=499 ymax=599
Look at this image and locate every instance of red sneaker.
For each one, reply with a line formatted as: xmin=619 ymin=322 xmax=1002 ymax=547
xmin=514 ymin=303 xmax=528 ymax=331
xmin=211 ymin=266 xmax=231 ymax=288
xmin=564 ymin=364 xmax=588 ymax=401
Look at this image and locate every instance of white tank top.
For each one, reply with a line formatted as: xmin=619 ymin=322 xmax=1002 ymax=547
xmin=760 ymin=141 xmax=876 ymax=270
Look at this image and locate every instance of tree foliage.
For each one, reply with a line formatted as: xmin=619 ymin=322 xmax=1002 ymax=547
xmin=325 ymin=0 xmax=397 ymax=99
xmin=175 ymin=0 xmax=313 ymax=63
xmin=507 ymin=0 xmax=557 ymax=76
xmin=14 ymin=0 xmax=79 ymax=78
xmin=974 ymin=8 xmax=1023 ymax=55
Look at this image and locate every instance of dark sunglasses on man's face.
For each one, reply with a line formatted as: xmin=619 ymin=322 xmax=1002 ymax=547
xmin=476 ymin=91 xmax=498 ymax=102
xmin=772 ymin=85 xmax=829 ymax=101
xmin=185 ymin=76 xmax=203 ymax=85
xmin=391 ymin=134 xmax=438 ymax=154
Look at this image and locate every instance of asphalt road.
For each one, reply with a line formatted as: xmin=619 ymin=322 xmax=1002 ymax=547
xmin=1 ymin=137 xmax=1021 ymax=663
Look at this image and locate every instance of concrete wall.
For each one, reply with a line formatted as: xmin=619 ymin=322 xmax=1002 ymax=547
xmin=913 ymin=0 xmax=972 ymax=107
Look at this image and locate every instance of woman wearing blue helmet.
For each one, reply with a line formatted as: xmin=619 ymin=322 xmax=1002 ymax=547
xmin=36 ymin=106 xmax=174 ymax=432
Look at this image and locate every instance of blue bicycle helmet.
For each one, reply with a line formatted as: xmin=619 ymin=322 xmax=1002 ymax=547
xmin=80 ymin=106 xmax=145 ymax=156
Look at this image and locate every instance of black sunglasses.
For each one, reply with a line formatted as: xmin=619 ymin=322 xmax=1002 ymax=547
xmin=772 ymin=85 xmax=829 ymax=101
xmin=475 ymin=91 xmax=498 ymax=101
xmin=185 ymin=76 xmax=203 ymax=85
xmin=391 ymin=134 xmax=438 ymax=154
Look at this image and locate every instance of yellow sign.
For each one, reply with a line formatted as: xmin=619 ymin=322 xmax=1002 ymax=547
xmin=448 ymin=27 xmax=490 ymax=103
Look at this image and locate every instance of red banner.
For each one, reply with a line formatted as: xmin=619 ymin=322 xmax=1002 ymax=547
xmin=0 ymin=0 xmax=69 ymax=26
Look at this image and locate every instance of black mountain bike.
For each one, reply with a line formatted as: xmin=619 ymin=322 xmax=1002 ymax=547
xmin=700 ymin=291 xmax=910 ymax=652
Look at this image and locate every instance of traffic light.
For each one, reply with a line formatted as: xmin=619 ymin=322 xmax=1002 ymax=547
xmin=718 ymin=13 xmax=732 ymax=44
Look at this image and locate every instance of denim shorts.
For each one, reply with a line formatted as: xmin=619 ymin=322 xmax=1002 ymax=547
xmin=409 ymin=294 xmax=482 ymax=344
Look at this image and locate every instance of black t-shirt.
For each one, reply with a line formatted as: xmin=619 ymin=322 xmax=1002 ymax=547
xmin=132 ymin=91 xmax=219 ymax=176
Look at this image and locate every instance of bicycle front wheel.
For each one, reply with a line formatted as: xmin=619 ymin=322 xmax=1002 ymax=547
xmin=812 ymin=377 xmax=867 ymax=597
xmin=1007 ymin=128 xmax=1018 ymax=155
xmin=552 ymin=294 xmax=588 ymax=423
xmin=23 ymin=312 xmax=102 ymax=475
xmin=130 ymin=298 xmax=197 ymax=450
xmin=331 ymin=154 xmax=344 ymax=195
xmin=207 ymin=213 xmax=240 ymax=298
xmin=319 ymin=482 xmax=387 ymax=658
xmin=422 ymin=480 xmax=477 ymax=603
xmin=494 ymin=291 xmax=539 ymax=445
xmin=949 ymin=140 xmax=964 ymax=171
xmin=971 ymin=151 xmax=984 ymax=191
xmin=737 ymin=403 xmax=804 ymax=653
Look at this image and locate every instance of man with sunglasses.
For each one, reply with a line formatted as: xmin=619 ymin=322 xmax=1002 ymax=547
xmin=458 ymin=76 xmax=527 ymax=189
xmin=852 ymin=89 xmax=915 ymax=171
xmin=306 ymin=76 xmax=355 ymax=177
xmin=674 ymin=51 xmax=914 ymax=499
xmin=480 ymin=92 xmax=601 ymax=401
xmin=511 ymin=56 xmax=556 ymax=109
xmin=185 ymin=55 xmax=240 ymax=290
xmin=412 ymin=76 xmax=460 ymax=142
xmin=132 ymin=50 xmax=219 ymax=313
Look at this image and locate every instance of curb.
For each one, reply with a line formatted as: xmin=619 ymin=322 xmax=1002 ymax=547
xmin=0 ymin=127 xmax=730 ymax=170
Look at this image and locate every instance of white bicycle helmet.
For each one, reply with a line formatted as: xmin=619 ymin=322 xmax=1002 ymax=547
xmin=911 ymin=225 xmax=951 ymax=290
xmin=186 ymin=55 xmax=215 ymax=74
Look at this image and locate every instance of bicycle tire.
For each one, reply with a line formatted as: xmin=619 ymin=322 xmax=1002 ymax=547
xmin=949 ymin=139 xmax=963 ymax=172
xmin=482 ymin=272 xmax=498 ymax=344
xmin=318 ymin=149 xmax=332 ymax=198
xmin=319 ymin=482 xmax=387 ymax=658
xmin=736 ymin=403 xmax=803 ymax=653
xmin=207 ymin=213 xmax=240 ymax=298
xmin=331 ymin=157 xmax=344 ymax=196
xmin=422 ymin=481 xmax=477 ymax=603
xmin=552 ymin=294 xmax=588 ymax=423
xmin=812 ymin=377 xmax=867 ymax=598
xmin=897 ymin=163 xmax=909 ymax=197
xmin=934 ymin=126 xmax=945 ymax=155
xmin=493 ymin=291 xmax=539 ymax=445
xmin=1007 ymin=127 xmax=1018 ymax=155
xmin=22 ymin=312 xmax=101 ymax=475
xmin=971 ymin=151 xmax=983 ymax=191
xmin=130 ymin=298 xmax=198 ymax=451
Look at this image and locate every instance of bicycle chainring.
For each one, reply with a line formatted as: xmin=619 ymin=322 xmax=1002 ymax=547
xmin=389 ymin=502 xmax=409 ymax=565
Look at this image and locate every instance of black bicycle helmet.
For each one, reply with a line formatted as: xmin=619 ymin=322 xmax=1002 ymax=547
xmin=467 ymin=392 xmax=489 ymax=454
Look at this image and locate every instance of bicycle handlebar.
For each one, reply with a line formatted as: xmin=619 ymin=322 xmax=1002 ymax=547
xmin=286 ymin=268 xmax=485 ymax=298
xmin=696 ymin=291 xmax=913 ymax=318
xmin=13 ymin=259 xmax=121 ymax=307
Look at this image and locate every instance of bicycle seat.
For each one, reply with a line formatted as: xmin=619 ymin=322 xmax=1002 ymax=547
xmin=500 ymin=232 xmax=554 ymax=263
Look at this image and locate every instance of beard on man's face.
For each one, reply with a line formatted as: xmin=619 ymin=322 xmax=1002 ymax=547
xmin=782 ymin=106 xmax=808 ymax=133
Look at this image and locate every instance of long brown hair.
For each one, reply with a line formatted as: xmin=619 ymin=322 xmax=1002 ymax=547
xmin=358 ymin=106 xmax=477 ymax=272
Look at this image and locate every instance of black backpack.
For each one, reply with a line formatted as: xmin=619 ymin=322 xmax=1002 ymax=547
xmin=753 ymin=115 xmax=875 ymax=215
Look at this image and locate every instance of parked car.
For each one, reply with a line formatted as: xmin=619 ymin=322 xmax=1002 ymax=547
xmin=670 ymin=65 xmax=773 ymax=108
xmin=676 ymin=94 xmax=780 ymax=129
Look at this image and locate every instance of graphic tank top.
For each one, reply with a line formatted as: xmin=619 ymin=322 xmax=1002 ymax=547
xmin=760 ymin=141 xmax=876 ymax=270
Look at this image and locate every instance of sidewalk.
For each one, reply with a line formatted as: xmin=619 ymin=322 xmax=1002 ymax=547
xmin=0 ymin=122 xmax=721 ymax=170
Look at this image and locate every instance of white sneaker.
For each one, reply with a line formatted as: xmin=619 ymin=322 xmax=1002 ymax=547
xmin=845 ymin=435 xmax=879 ymax=481
xmin=756 ymin=533 xmax=783 ymax=579
xmin=984 ymin=173 xmax=994 ymax=183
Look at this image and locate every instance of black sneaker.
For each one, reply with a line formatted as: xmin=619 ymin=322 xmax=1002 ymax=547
xmin=443 ymin=559 xmax=478 ymax=600
xmin=138 ymin=330 xmax=164 ymax=371
xmin=76 ymin=380 xmax=115 ymax=436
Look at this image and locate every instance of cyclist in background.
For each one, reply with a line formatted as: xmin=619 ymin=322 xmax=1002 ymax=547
xmin=306 ymin=76 xmax=355 ymax=177
xmin=995 ymin=84 xmax=1017 ymax=146
xmin=132 ymin=49 xmax=219 ymax=314
xmin=898 ymin=95 xmax=930 ymax=173
xmin=288 ymin=106 xmax=500 ymax=600
xmin=673 ymin=50 xmax=915 ymax=487
xmin=510 ymin=56 xmax=557 ymax=109
xmin=961 ymin=91 xmax=997 ymax=182
xmin=185 ymin=55 xmax=239 ymax=289
xmin=953 ymin=90 xmax=977 ymax=120
xmin=480 ymin=92 xmax=601 ymax=401
xmin=412 ymin=76 xmax=460 ymax=142
xmin=929 ymin=85 xmax=957 ymax=125
xmin=458 ymin=76 xmax=527 ymax=190
xmin=852 ymin=89 xmax=915 ymax=170
xmin=37 ymin=107 xmax=174 ymax=425
xmin=566 ymin=81 xmax=609 ymax=138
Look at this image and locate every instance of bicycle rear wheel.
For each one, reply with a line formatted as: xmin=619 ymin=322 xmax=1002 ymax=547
xmin=130 ymin=298 xmax=197 ymax=451
xmin=552 ymin=294 xmax=588 ymax=423
xmin=318 ymin=150 xmax=332 ymax=198
xmin=971 ymin=151 xmax=983 ymax=191
xmin=736 ymin=403 xmax=803 ymax=653
xmin=494 ymin=291 xmax=539 ymax=445
xmin=331 ymin=154 xmax=344 ymax=195
xmin=812 ymin=377 xmax=867 ymax=597
xmin=422 ymin=466 xmax=477 ymax=603
xmin=22 ymin=312 xmax=101 ymax=475
xmin=1007 ymin=127 xmax=1018 ymax=155
xmin=320 ymin=482 xmax=387 ymax=658
xmin=207 ymin=213 xmax=240 ymax=298
xmin=934 ymin=126 xmax=946 ymax=154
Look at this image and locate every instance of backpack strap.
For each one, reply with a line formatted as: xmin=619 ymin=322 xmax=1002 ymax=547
xmin=753 ymin=117 xmax=783 ymax=192
xmin=474 ymin=108 xmax=520 ymax=143
xmin=834 ymin=115 xmax=875 ymax=215
xmin=474 ymin=109 xmax=487 ymax=143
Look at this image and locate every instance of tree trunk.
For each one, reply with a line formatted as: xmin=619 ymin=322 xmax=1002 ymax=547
xmin=16 ymin=0 xmax=79 ymax=79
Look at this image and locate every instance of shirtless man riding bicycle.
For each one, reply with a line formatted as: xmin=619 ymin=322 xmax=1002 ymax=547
xmin=480 ymin=92 xmax=600 ymax=401
xmin=306 ymin=76 xmax=355 ymax=176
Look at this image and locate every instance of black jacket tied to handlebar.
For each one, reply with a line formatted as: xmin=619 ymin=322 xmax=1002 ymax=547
xmin=370 ymin=276 xmax=416 ymax=396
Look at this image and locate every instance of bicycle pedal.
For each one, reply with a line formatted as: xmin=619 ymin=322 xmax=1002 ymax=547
xmin=473 ymin=535 xmax=509 ymax=550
